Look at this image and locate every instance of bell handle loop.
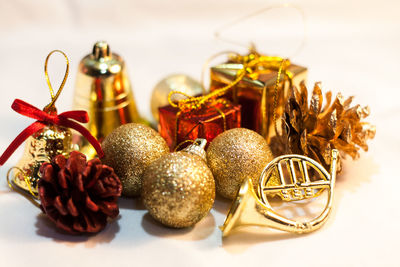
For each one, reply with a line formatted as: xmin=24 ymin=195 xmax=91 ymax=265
xmin=44 ymin=50 xmax=70 ymax=111
xmin=6 ymin=167 xmax=41 ymax=209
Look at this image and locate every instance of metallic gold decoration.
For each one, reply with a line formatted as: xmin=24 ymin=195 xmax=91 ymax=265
xmin=11 ymin=125 xmax=75 ymax=196
xmin=210 ymin=50 xmax=307 ymax=143
xmin=220 ymin=149 xmax=338 ymax=236
xmin=142 ymin=139 xmax=215 ymax=228
xmin=6 ymin=167 xmax=41 ymax=208
xmin=101 ymin=123 xmax=169 ymax=197
xmin=281 ymin=82 xmax=376 ymax=172
xmin=207 ymin=128 xmax=273 ymax=199
xmin=73 ymin=41 xmax=144 ymax=159
xmin=9 ymin=50 xmax=76 ymax=196
xmin=150 ymin=74 xmax=204 ymax=123
xmin=168 ymin=52 xmax=290 ymax=112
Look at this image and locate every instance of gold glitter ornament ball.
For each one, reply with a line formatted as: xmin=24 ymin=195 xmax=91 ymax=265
xmin=142 ymin=141 xmax=215 ymax=228
xmin=102 ymin=123 xmax=169 ymax=197
xmin=207 ymin=128 xmax=273 ymax=199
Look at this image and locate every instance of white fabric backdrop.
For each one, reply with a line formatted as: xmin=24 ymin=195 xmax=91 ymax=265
xmin=0 ymin=0 xmax=398 ymax=266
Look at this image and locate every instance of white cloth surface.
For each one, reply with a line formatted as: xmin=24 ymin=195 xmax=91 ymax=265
xmin=0 ymin=0 xmax=398 ymax=266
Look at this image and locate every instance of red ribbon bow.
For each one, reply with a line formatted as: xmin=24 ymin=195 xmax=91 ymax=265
xmin=0 ymin=99 xmax=104 ymax=166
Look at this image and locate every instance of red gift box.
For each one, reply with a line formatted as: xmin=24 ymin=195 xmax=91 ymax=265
xmin=158 ymin=101 xmax=241 ymax=150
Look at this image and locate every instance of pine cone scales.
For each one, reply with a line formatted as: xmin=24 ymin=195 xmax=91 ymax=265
xmin=282 ymin=82 xmax=376 ymax=172
xmin=38 ymin=151 xmax=122 ymax=234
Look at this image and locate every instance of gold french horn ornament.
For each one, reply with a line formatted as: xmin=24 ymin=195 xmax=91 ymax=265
xmin=221 ymin=149 xmax=338 ymax=236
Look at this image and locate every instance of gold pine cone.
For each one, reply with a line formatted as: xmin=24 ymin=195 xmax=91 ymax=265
xmin=281 ymin=82 xmax=376 ymax=172
xmin=102 ymin=123 xmax=169 ymax=197
xmin=207 ymin=128 xmax=273 ymax=199
xmin=142 ymin=151 xmax=215 ymax=228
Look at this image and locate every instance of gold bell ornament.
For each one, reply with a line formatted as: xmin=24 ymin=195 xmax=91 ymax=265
xmin=221 ymin=149 xmax=338 ymax=236
xmin=0 ymin=50 xmax=104 ymax=196
xmin=73 ymin=41 xmax=144 ymax=158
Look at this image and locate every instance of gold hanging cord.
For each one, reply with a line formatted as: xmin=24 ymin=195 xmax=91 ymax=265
xmin=44 ymin=50 xmax=70 ymax=111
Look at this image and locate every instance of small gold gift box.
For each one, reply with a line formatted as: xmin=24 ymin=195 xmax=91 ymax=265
xmin=210 ymin=52 xmax=307 ymax=143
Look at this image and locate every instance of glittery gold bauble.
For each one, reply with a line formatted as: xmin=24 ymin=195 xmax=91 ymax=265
xmin=102 ymin=123 xmax=169 ymax=197
xmin=150 ymin=74 xmax=203 ymax=122
xmin=207 ymin=128 xmax=273 ymax=199
xmin=142 ymin=140 xmax=215 ymax=228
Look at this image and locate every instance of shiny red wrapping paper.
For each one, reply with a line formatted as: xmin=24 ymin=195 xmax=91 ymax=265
xmin=158 ymin=101 xmax=241 ymax=150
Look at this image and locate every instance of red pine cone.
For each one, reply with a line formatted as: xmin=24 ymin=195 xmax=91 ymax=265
xmin=38 ymin=151 xmax=122 ymax=234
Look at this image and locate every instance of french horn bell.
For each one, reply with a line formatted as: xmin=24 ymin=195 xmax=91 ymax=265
xmin=220 ymin=149 xmax=338 ymax=236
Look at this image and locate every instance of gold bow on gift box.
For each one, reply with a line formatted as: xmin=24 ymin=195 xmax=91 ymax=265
xmin=210 ymin=50 xmax=307 ymax=144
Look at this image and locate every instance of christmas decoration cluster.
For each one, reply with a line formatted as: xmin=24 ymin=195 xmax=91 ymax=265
xmin=0 ymin=41 xmax=375 ymax=237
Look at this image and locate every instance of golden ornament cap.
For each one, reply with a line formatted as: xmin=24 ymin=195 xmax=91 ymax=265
xmin=182 ymin=138 xmax=207 ymax=161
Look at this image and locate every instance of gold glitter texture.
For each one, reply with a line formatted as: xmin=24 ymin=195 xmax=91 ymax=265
xmin=142 ymin=152 xmax=215 ymax=228
xmin=207 ymin=128 xmax=273 ymax=199
xmin=102 ymin=123 xmax=169 ymax=197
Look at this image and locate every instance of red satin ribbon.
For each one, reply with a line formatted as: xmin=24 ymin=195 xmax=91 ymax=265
xmin=0 ymin=99 xmax=104 ymax=166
